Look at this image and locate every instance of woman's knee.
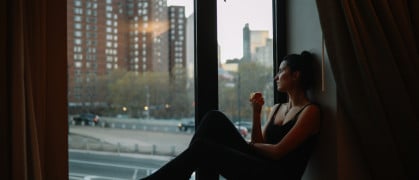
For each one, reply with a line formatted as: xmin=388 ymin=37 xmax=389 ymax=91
xmin=202 ymin=110 xmax=229 ymax=122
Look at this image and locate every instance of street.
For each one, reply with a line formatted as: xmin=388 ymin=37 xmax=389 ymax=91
xmin=69 ymin=150 xmax=170 ymax=180
xmin=68 ymin=118 xmax=243 ymax=179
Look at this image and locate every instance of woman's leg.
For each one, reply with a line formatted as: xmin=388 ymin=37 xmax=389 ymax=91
xmin=142 ymin=110 xmax=256 ymax=180
xmin=142 ymin=138 xmax=274 ymax=180
xmin=189 ymin=138 xmax=275 ymax=179
xmin=140 ymin=147 xmax=196 ymax=180
xmin=190 ymin=110 xmax=248 ymax=150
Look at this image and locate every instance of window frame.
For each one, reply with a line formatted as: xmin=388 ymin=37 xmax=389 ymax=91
xmin=193 ymin=0 xmax=286 ymax=179
xmin=49 ymin=0 xmax=287 ymax=178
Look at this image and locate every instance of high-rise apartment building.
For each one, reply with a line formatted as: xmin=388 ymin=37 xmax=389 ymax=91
xmin=68 ymin=0 xmax=186 ymax=107
xmin=168 ymin=6 xmax=187 ymax=88
xmin=68 ymin=0 xmax=129 ymax=106
xmin=125 ymin=0 xmax=169 ymax=73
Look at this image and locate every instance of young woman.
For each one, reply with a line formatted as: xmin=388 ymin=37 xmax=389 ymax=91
xmin=141 ymin=51 xmax=320 ymax=180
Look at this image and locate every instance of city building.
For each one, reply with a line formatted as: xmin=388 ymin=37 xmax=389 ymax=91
xmin=242 ymin=23 xmax=272 ymax=65
xmin=67 ymin=0 xmax=186 ymax=108
xmin=67 ymin=0 xmax=129 ymax=107
xmin=168 ymin=6 xmax=187 ymax=89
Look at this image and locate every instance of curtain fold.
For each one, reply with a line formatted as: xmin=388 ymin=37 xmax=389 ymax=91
xmin=1 ymin=0 xmax=55 ymax=179
xmin=317 ymin=0 xmax=419 ymax=179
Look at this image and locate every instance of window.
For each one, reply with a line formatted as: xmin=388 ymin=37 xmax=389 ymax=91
xmin=74 ymin=8 xmax=83 ymax=15
xmin=106 ymin=27 xmax=112 ymax=33
xmin=74 ymin=15 xmax=82 ymax=22
xmin=68 ymin=0 xmax=194 ymax=176
xmin=74 ymin=0 xmax=82 ymax=7
xmin=67 ymin=0 xmax=282 ymax=179
xmin=217 ymin=0 xmax=274 ymax=136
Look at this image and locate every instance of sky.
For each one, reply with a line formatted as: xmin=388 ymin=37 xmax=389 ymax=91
xmin=167 ymin=0 xmax=273 ymax=63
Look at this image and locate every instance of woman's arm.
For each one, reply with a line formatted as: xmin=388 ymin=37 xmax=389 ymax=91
xmin=252 ymin=105 xmax=320 ymax=160
xmin=249 ymin=93 xmax=266 ymax=143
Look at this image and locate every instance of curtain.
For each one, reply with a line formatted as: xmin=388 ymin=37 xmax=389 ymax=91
xmin=0 ymin=0 xmax=67 ymax=179
xmin=316 ymin=0 xmax=419 ymax=179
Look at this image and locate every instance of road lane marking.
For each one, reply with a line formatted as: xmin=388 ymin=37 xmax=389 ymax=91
xmin=69 ymin=173 xmax=128 ymax=180
xmin=69 ymin=159 xmax=154 ymax=171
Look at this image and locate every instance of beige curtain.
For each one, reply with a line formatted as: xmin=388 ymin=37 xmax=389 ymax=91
xmin=0 ymin=0 xmax=67 ymax=179
xmin=316 ymin=0 xmax=419 ymax=179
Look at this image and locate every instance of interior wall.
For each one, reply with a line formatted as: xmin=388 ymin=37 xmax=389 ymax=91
xmin=286 ymin=0 xmax=331 ymax=179
xmin=286 ymin=1 xmax=368 ymax=179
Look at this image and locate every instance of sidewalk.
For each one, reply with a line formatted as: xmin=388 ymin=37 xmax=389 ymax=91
xmin=69 ymin=126 xmax=193 ymax=155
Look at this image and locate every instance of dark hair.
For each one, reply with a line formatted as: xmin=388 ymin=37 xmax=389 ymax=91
xmin=283 ymin=51 xmax=315 ymax=90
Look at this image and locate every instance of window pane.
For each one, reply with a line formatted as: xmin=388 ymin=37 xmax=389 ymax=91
xmin=67 ymin=0 xmax=195 ymax=179
xmin=217 ymin=0 xmax=274 ymax=139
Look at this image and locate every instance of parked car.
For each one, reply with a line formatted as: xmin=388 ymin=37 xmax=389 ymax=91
xmin=234 ymin=121 xmax=253 ymax=133
xmin=178 ymin=120 xmax=195 ymax=132
xmin=73 ymin=113 xmax=100 ymax=126
xmin=235 ymin=125 xmax=248 ymax=137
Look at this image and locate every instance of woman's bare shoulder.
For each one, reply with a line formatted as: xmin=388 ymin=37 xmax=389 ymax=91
xmin=297 ymin=104 xmax=321 ymax=134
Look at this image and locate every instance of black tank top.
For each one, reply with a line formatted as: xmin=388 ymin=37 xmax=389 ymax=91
xmin=264 ymin=103 xmax=318 ymax=179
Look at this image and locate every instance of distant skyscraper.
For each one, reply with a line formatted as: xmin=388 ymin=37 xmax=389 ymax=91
xmin=242 ymin=23 xmax=251 ymax=61
xmin=241 ymin=23 xmax=272 ymax=64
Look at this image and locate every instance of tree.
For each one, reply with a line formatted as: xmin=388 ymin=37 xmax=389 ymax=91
xmin=219 ymin=61 xmax=273 ymax=122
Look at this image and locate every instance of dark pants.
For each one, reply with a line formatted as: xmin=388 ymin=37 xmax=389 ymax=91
xmin=141 ymin=110 xmax=280 ymax=180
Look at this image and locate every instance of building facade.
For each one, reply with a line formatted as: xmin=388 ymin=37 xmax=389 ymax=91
xmin=67 ymin=0 xmax=186 ymax=108
xmin=241 ymin=23 xmax=272 ymax=65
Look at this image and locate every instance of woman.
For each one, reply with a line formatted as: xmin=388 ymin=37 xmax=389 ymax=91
xmin=141 ymin=51 xmax=320 ymax=180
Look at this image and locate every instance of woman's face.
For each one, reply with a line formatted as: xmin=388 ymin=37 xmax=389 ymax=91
xmin=274 ymin=61 xmax=297 ymax=92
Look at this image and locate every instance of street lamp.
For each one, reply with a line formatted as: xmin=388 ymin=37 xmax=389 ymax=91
xmin=144 ymin=105 xmax=149 ymax=120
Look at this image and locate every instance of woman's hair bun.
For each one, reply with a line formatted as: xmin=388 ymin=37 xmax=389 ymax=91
xmin=283 ymin=50 xmax=315 ymax=90
xmin=300 ymin=51 xmax=314 ymax=64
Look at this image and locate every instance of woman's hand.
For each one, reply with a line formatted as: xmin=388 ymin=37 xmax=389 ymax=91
xmin=249 ymin=92 xmax=264 ymax=114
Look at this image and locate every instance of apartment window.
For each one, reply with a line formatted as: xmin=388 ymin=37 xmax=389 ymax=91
xmin=74 ymin=0 xmax=82 ymax=7
xmin=74 ymin=15 xmax=82 ymax=22
xmin=86 ymin=17 xmax=97 ymax=23
xmin=74 ymin=8 xmax=83 ymax=15
xmin=86 ymin=9 xmax=92 ymax=16
xmin=86 ymin=32 xmax=97 ymax=38
xmin=74 ymin=46 xmax=82 ymax=53
xmin=106 ymin=20 xmax=112 ymax=26
xmin=74 ymin=38 xmax=82 ymax=45
xmin=74 ymin=61 xmax=82 ymax=68
xmin=86 ymin=2 xmax=92 ymax=8
xmin=74 ymin=31 xmax=82 ymax=37
xmin=86 ymin=25 xmax=97 ymax=31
